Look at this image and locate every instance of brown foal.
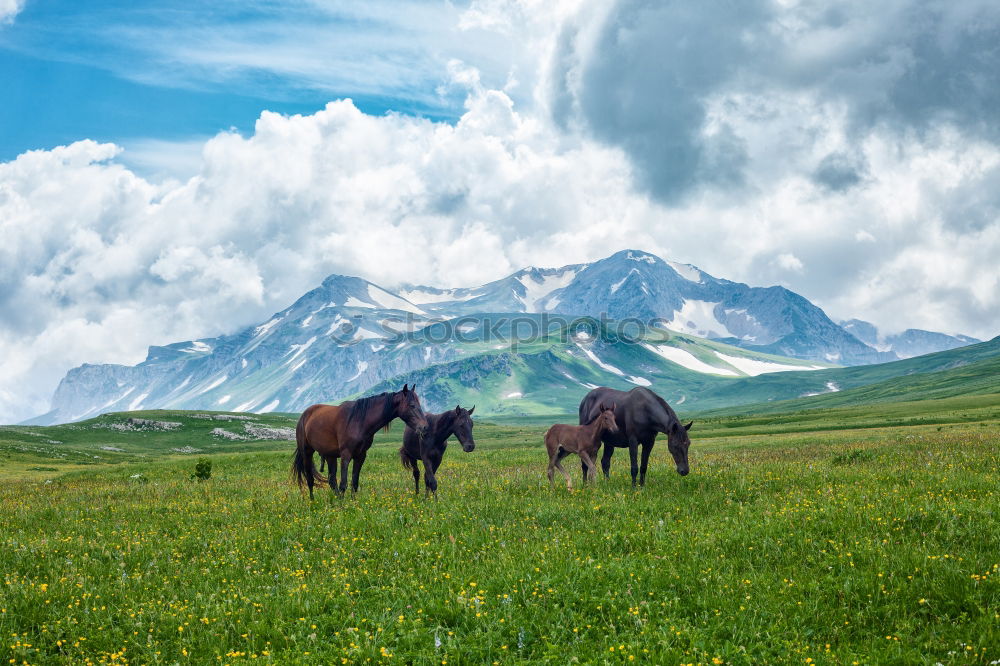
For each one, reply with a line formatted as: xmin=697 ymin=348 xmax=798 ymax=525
xmin=545 ymin=404 xmax=618 ymax=489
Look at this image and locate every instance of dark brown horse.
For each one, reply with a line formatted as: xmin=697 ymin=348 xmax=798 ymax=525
xmin=579 ymin=386 xmax=692 ymax=488
xmin=292 ymin=384 xmax=429 ymax=498
xmin=400 ymin=405 xmax=476 ymax=498
xmin=545 ymin=404 xmax=618 ymax=489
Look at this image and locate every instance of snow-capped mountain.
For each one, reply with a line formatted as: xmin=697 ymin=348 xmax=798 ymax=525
xmin=33 ymin=250 xmax=981 ymax=424
xmin=840 ymin=319 xmax=981 ymax=359
xmin=404 ymin=250 xmax=892 ymax=365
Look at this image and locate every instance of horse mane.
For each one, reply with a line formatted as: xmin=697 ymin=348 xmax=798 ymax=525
xmin=346 ymin=392 xmax=396 ymax=431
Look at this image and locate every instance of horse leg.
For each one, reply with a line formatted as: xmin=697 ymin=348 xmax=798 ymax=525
xmin=338 ymin=453 xmax=352 ymax=496
xmin=306 ymin=457 xmax=315 ymax=501
xmin=327 ymin=455 xmax=338 ymax=494
xmin=628 ymin=437 xmax=640 ymax=489
xmin=601 ymin=443 xmax=614 ymax=479
xmin=553 ymin=450 xmax=573 ymax=490
xmin=579 ymin=450 xmax=599 ymax=484
xmin=639 ymin=440 xmax=654 ymax=487
xmin=421 ymin=452 xmax=438 ymax=499
xmin=408 ymin=455 xmax=421 ymax=495
xmin=351 ymin=451 xmax=367 ymax=494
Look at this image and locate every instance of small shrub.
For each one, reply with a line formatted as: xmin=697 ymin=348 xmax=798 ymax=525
xmin=192 ymin=458 xmax=212 ymax=481
xmin=831 ymin=449 xmax=875 ymax=465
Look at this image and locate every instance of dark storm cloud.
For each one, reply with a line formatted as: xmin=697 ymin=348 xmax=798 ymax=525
xmin=550 ymin=0 xmax=768 ymax=202
xmin=812 ymin=152 xmax=867 ymax=192
xmin=551 ymin=0 xmax=1000 ymax=202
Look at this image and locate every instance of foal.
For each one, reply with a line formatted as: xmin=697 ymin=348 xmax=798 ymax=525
xmin=545 ymin=404 xmax=618 ymax=489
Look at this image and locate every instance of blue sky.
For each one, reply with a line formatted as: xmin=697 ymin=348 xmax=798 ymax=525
xmin=1 ymin=0 xmax=477 ymax=164
xmin=2 ymin=0 xmax=999 ymax=423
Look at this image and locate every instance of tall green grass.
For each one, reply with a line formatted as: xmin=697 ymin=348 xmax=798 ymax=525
xmin=1 ymin=412 xmax=999 ymax=663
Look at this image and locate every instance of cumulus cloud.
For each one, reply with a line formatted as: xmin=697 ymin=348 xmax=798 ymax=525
xmin=1 ymin=0 xmax=999 ymax=422
xmin=0 ymin=0 xmax=24 ymax=24
xmin=0 ymin=87 xmax=655 ymax=422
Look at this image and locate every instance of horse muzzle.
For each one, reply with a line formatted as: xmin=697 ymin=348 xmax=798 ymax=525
xmin=677 ymin=466 xmax=690 ymax=476
xmin=462 ymin=443 xmax=476 ymax=453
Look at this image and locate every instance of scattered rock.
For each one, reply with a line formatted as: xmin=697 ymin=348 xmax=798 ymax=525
xmin=243 ymin=423 xmax=295 ymax=440
xmin=210 ymin=428 xmax=247 ymax=441
xmin=94 ymin=418 xmax=182 ymax=432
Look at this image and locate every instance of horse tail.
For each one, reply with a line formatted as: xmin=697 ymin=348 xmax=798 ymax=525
xmin=400 ymin=447 xmax=414 ymax=470
xmin=291 ymin=410 xmax=327 ymax=490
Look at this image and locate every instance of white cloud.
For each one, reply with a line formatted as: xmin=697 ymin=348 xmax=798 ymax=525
xmin=0 ymin=0 xmax=24 ymax=24
xmin=2 ymin=1 xmax=1000 ymax=422
xmin=775 ymin=253 xmax=804 ymax=272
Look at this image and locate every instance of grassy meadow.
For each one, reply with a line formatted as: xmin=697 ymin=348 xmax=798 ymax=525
xmin=2 ymin=398 xmax=1000 ymax=664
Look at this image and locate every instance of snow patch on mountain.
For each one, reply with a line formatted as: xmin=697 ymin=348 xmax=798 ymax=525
xmin=803 ymin=381 xmax=841 ymax=397
xmin=643 ymin=343 xmax=739 ymax=376
xmin=198 ymin=375 xmax=228 ymax=394
xmin=626 ymin=251 xmax=657 ymax=264
xmin=347 ymin=360 xmax=369 ymax=382
xmin=128 ymin=392 xmax=148 ymax=411
xmin=610 ymin=269 xmax=640 ymax=294
xmin=254 ymin=317 xmax=283 ymax=337
xmin=519 ymin=269 xmax=579 ymax=313
xmin=666 ymin=301 xmax=736 ymax=338
xmin=366 ymin=284 xmax=425 ymax=314
xmin=285 ymin=336 xmax=318 ymax=363
xmin=714 ymin=352 xmax=824 ymax=376
xmin=577 ymin=344 xmax=626 ymax=377
xmin=667 ymin=261 xmax=702 ymax=283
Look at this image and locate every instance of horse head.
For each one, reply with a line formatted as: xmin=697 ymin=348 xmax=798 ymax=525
xmin=598 ymin=403 xmax=619 ymax=434
xmin=395 ymin=384 xmax=429 ymax=437
xmin=453 ymin=405 xmax=476 ymax=452
xmin=666 ymin=420 xmax=693 ymax=476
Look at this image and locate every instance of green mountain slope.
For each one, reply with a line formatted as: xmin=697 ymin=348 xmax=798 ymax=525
xmin=369 ymin=335 xmax=1000 ymax=417
xmin=689 ymin=335 xmax=1000 ymax=412
xmin=696 ymin=352 xmax=1000 ymax=418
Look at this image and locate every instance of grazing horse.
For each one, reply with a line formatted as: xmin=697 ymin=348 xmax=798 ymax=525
xmin=400 ymin=405 xmax=476 ymax=497
xmin=292 ymin=384 xmax=429 ymax=498
xmin=545 ymin=404 xmax=619 ymax=489
xmin=578 ymin=386 xmax=692 ymax=488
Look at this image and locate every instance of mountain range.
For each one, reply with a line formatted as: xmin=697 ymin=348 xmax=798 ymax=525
xmin=29 ymin=249 xmax=983 ymax=424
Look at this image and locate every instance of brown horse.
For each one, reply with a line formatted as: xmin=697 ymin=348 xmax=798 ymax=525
xmin=292 ymin=384 xmax=429 ymax=498
xmin=545 ymin=404 xmax=618 ymax=489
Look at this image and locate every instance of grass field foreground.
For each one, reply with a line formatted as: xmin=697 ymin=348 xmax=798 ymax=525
xmin=1 ymin=403 xmax=1000 ymax=664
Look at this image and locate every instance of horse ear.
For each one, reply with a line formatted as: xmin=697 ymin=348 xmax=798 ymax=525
xmin=684 ymin=421 xmax=693 ymax=431
xmin=402 ymin=383 xmax=409 ymax=393
xmin=455 ymin=405 xmax=461 ymax=414
xmin=468 ymin=405 xmax=475 ymax=415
